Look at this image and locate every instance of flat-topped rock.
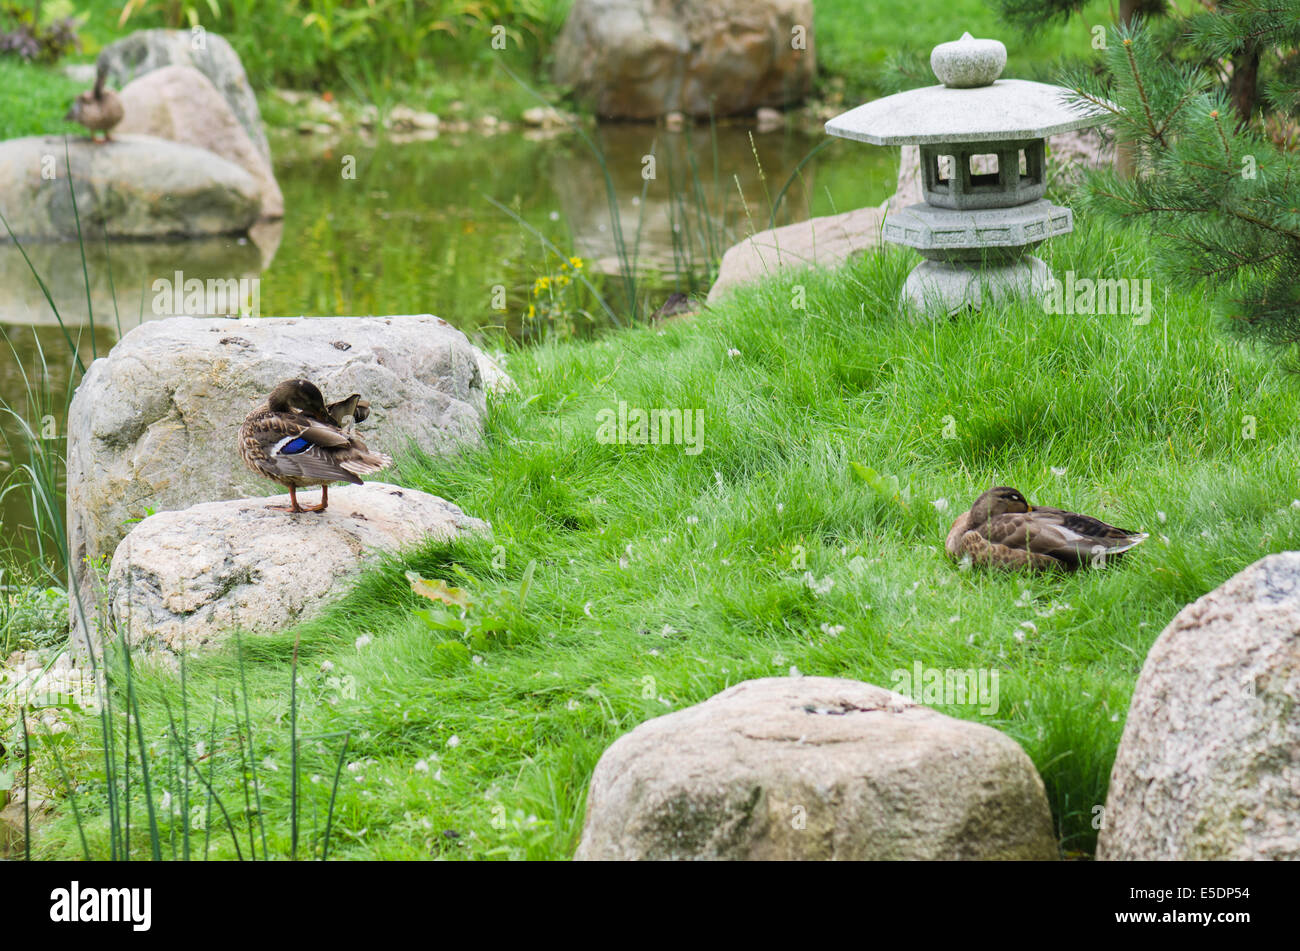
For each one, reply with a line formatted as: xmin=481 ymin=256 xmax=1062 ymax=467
xmin=67 ymin=314 xmax=508 ymax=652
xmin=0 ymin=135 xmax=261 ymax=241
xmin=576 ymin=676 xmax=1058 ymax=860
xmin=1098 ymin=552 xmax=1300 ymax=860
xmin=105 ymin=483 xmax=488 ymax=654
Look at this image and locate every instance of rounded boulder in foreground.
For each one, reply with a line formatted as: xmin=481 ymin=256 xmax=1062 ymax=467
xmin=575 ymin=677 xmax=1058 ymax=860
xmin=1098 ymin=552 xmax=1300 ymax=860
xmin=105 ymin=483 xmax=489 ymax=656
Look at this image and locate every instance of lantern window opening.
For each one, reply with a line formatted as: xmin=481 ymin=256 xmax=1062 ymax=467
xmin=966 ymin=152 xmax=1002 ymax=192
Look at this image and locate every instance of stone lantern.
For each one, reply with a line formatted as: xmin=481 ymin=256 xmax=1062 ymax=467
xmin=825 ymin=33 xmax=1109 ymax=313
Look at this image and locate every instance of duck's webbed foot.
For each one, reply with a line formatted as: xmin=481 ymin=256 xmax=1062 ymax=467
xmin=267 ymin=486 xmax=310 ymax=514
xmin=301 ymin=485 xmax=329 ymax=513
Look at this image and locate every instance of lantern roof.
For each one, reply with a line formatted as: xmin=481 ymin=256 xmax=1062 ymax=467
xmin=825 ymin=33 xmax=1111 ymax=146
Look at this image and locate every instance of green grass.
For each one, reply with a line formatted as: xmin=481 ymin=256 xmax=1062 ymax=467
xmin=0 ymin=58 xmax=84 ymax=138
xmin=18 ymin=213 xmax=1300 ymax=860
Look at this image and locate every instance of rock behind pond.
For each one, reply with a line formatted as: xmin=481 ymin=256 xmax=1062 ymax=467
xmin=67 ymin=314 xmax=504 ymax=653
xmin=0 ymin=135 xmax=261 ymax=241
xmin=1097 ymin=552 xmax=1300 ymax=861
xmin=106 ymin=483 xmax=488 ymax=654
xmin=553 ymin=0 xmax=815 ymax=119
xmin=575 ymin=677 xmax=1058 ymax=860
xmin=116 ymin=65 xmax=283 ymax=219
xmin=98 ymin=29 xmax=271 ymax=166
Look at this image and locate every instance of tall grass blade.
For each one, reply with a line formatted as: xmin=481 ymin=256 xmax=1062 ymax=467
xmin=63 ymin=137 xmax=98 ymax=362
xmin=163 ymin=710 xmax=243 ymax=860
xmin=234 ymin=630 xmax=268 ymax=858
xmin=204 ymin=695 xmax=219 ymax=860
xmin=42 ymin=721 xmax=90 ymax=860
xmin=321 ymin=730 xmax=350 ymax=861
xmin=21 ymin=705 xmax=30 ymax=861
xmin=290 ymin=630 xmax=300 ymax=860
xmin=179 ymin=642 xmax=191 ymax=860
xmin=768 ymin=139 xmax=832 ymax=230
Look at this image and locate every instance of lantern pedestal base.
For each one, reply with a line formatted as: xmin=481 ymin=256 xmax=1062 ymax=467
xmin=901 ymin=256 xmax=1049 ymax=315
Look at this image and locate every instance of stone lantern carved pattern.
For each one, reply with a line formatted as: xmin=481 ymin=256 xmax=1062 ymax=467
xmin=825 ymin=32 xmax=1111 ymax=313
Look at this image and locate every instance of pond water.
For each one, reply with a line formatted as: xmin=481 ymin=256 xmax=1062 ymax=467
xmin=0 ymin=121 xmax=897 ymax=564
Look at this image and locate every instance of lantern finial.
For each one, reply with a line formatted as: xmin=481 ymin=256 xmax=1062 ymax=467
xmin=930 ymin=33 xmax=1006 ymax=88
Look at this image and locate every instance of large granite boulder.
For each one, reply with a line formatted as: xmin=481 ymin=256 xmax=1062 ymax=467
xmin=116 ymin=65 xmax=283 ymax=219
xmin=553 ymin=0 xmax=815 ymax=119
xmin=67 ymin=314 xmax=505 ymax=651
xmin=0 ymin=135 xmax=261 ymax=241
xmin=106 ymin=483 xmax=487 ymax=654
xmin=1097 ymin=553 xmax=1300 ymax=861
xmin=706 ymin=206 xmax=884 ymax=302
xmin=98 ymin=29 xmax=271 ymax=166
xmin=575 ymin=677 xmax=1058 ymax=860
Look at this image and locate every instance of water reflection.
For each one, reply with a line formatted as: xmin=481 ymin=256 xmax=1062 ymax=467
xmin=0 ymin=224 xmax=282 ymax=330
xmin=551 ymin=124 xmax=822 ymax=275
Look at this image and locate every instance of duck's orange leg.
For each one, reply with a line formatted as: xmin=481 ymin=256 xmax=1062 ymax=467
xmin=302 ymin=485 xmax=329 ymax=513
xmin=267 ymin=486 xmax=308 ymax=513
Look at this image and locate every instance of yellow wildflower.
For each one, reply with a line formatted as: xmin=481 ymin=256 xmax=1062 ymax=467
xmin=568 ymin=256 xmax=584 ymax=270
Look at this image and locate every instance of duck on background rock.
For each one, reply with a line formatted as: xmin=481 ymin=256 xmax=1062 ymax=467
xmin=65 ymin=62 xmax=124 ymax=142
xmin=946 ymin=486 xmax=1147 ymax=571
xmin=239 ymin=379 xmax=390 ymax=514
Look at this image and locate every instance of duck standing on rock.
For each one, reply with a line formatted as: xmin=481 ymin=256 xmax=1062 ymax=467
xmin=946 ymin=486 xmax=1147 ymax=571
xmin=239 ymin=379 xmax=390 ymax=514
xmin=65 ymin=62 xmax=124 ymax=142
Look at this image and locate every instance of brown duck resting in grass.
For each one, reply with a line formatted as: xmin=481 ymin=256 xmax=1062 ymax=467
xmin=65 ymin=62 xmax=124 ymax=142
xmin=946 ymin=486 xmax=1148 ymax=571
xmin=239 ymin=379 xmax=390 ymax=514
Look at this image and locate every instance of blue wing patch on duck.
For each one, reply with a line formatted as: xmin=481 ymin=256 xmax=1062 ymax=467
xmin=275 ymin=435 xmax=312 ymax=455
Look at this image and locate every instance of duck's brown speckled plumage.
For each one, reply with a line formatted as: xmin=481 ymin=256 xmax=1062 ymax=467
xmin=65 ymin=63 xmax=124 ymax=141
xmin=239 ymin=379 xmax=389 ymax=513
xmin=945 ymin=486 xmax=1147 ymax=571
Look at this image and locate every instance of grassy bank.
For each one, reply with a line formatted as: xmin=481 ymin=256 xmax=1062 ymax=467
xmin=19 ymin=213 xmax=1300 ymax=860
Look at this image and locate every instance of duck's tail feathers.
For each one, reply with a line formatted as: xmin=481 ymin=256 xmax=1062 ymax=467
xmin=340 ymin=451 xmax=392 ymax=477
xmin=1103 ymin=532 xmax=1148 ymax=555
